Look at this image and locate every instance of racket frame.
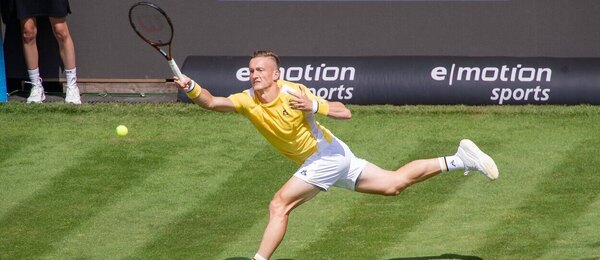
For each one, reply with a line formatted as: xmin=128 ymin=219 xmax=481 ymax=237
xmin=128 ymin=2 xmax=184 ymax=80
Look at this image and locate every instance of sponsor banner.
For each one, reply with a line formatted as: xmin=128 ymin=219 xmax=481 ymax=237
xmin=180 ymin=56 xmax=600 ymax=105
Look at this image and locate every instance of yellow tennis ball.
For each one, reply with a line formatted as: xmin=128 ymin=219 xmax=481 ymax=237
xmin=116 ymin=125 xmax=128 ymax=137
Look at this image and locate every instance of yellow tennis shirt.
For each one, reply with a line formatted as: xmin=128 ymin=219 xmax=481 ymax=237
xmin=228 ymin=80 xmax=334 ymax=165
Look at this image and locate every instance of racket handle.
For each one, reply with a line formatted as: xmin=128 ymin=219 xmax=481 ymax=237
xmin=168 ymin=59 xmax=185 ymax=81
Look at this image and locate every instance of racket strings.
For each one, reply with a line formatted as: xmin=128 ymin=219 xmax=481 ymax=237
xmin=130 ymin=5 xmax=173 ymax=45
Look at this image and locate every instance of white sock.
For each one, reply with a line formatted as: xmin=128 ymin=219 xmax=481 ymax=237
xmin=65 ymin=67 xmax=77 ymax=87
xmin=253 ymin=253 xmax=267 ymax=260
xmin=438 ymin=155 xmax=464 ymax=172
xmin=27 ymin=68 xmax=41 ymax=86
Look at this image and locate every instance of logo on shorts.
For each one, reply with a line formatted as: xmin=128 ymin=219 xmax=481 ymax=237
xmin=282 ymin=108 xmax=290 ymax=116
xmin=299 ymin=169 xmax=307 ymax=176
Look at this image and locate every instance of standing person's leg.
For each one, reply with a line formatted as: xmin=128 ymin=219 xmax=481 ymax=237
xmin=355 ymin=139 xmax=498 ymax=195
xmin=49 ymin=17 xmax=75 ymax=69
xmin=20 ymin=17 xmax=39 ymax=70
xmin=254 ymin=177 xmax=321 ymax=260
xmin=49 ymin=16 xmax=81 ymax=104
xmin=21 ymin=17 xmax=46 ymax=103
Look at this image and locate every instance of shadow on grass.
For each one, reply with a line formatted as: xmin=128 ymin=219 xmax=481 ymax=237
xmin=389 ymin=253 xmax=483 ymax=260
xmin=223 ymin=253 xmax=480 ymax=260
xmin=224 ymin=258 xmax=293 ymax=260
xmin=223 ymin=258 xmax=293 ymax=260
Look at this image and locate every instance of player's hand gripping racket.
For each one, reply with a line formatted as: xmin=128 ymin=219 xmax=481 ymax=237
xmin=128 ymin=2 xmax=184 ymax=81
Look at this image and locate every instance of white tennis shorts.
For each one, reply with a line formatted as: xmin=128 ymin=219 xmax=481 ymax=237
xmin=293 ymin=137 xmax=368 ymax=191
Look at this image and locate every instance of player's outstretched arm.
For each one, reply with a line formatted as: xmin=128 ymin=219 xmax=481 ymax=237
xmin=174 ymin=75 xmax=235 ymax=112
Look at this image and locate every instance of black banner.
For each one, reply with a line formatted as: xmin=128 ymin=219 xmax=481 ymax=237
xmin=180 ymin=56 xmax=600 ymax=105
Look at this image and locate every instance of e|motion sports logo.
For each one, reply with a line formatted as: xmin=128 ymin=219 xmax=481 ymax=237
xmin=431 ymin=64 xmax=552 ymax=104
xmin=236 ymin=64 xmax=356 ymax=101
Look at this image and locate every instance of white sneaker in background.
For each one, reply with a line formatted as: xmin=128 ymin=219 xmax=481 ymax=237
xmin=65 ymin=84 xmax=82 ymax=104
xmin=26 ymin=80 xmax=46 ymax=104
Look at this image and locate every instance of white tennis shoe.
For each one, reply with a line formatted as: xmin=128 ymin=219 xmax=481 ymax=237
xmin=27 ymin=81 xmax=46 ymax=104
xmin=65 ymin=84 xmax=82 ymax=104
xmin=456 ymin=139 xmax=499 ymax=180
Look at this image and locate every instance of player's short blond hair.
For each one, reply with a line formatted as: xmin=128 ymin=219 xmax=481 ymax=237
xmin=251 ymin=50 xmax=280 ymax=68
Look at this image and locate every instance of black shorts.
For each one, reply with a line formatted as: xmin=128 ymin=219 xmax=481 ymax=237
xmin=1 ymin=0 xmax=71 ymax=22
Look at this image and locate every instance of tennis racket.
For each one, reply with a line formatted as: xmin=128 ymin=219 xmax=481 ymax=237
xmin=128 ymin=2 xmax=184 ymax=81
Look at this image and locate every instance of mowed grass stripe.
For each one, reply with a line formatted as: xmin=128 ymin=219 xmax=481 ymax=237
xmin=0 ymin=140 xmax=166 ymax=259
xmin=2 ymin=104 xmax=600 ymax=259
xmin=41 ymin=142 xmax=240 ymax=259
xmin=0 ymin=130 xmax=92 ymax=219
xmin=39 ymin=105 xmax=273 ymax=259
xmin=379 ymin=116 xmax=577 ymax=259
xmin=477 ymin=136 xmax=600 ymax=258
xmin=40 ymin=111 xmax=267 ymax=259
xmin=540 ymin=195 xmax=600 ymax=259
xmin=0 ymin=131 xmax=37 ymax=165
xmin=132 ymin=146 xmax=295 ymax=259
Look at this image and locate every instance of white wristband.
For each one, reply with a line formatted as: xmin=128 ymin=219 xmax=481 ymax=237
xmin=312 ymin=100 xmax=319 ymax=114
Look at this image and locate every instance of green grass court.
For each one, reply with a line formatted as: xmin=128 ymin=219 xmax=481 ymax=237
xmin=1 ymin=103 xmax=599 ymax=259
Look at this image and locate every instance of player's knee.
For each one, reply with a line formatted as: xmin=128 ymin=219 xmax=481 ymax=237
xmin=383 ymin=185 xmax=406 ymax=196
xmin=268 ymin=197 xmax=289 ymax=218
xmin=383 ymin=176 xmax=409 ymax=196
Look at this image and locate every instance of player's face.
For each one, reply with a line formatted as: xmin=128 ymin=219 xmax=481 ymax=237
xmin=249 ymin=57 xmax=280 ymax=91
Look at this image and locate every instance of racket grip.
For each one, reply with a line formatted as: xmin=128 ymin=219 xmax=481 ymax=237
xmin=168 ymin=59 xmax=185 ymax=81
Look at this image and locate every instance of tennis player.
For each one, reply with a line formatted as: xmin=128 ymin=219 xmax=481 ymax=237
xmin=174 ymin=50 xmax=499 ymax=260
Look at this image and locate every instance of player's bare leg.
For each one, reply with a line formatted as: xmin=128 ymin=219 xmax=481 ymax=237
xmin=356 ymin=159 xmax=441 ymax=195
xmin=255 ymin=177 xmax=320 ymax=260
xmin=356 ymin=139 xmax=498 ymax=195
